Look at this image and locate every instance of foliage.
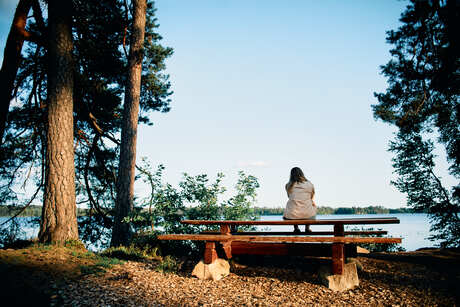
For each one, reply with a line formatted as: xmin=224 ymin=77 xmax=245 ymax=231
xmin=222 ymin=172 xmax=260 ymax=221
xmin=77 ymin=215 xmax=113 ymax=250
xmin=100 ymin=244 xmax=160 ymax=261
xmin=373 ymin=0 xmax=459 ymax=247
xmin=124 ymin=162 xmax=260 ymax=255
xmin=350 ymin=227 xmax=405 ymax=253
xmin=132 ymin=163 xmax=260 ymax=232
xmin=156 ymin=255 xmax=180 ymax=273
xmin=390 ymin=131 xmax=460 ymax=246
xmin=0 ymin=218 xmax=26 ymax=248
xmin=0 ymin=0 xmax=172 ymax=246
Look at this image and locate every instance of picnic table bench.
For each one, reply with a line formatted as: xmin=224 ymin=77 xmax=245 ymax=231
xmin=158 ymin=217 xmax=402 ymax=276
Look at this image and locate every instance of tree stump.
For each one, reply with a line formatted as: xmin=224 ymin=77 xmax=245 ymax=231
xmin=319 ymin=262 xmax=359 ymax=291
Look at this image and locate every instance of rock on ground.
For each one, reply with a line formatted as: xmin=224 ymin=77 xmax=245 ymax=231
xmin=191 ymin=258 xmax=230 ymax=281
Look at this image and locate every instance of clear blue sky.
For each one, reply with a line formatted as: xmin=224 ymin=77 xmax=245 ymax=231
xmin=2 ymin=0 xmax=444 ymax=209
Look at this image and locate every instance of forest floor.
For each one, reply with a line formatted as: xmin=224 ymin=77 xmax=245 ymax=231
xmin=0 ymin=243 xmax=459 ymax=306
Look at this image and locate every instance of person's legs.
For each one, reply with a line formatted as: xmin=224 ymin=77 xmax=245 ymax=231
xmin=284 ymin=216 xmax=301 ymax=233
xmin=304 ymin=215 xmax=316 ymax=233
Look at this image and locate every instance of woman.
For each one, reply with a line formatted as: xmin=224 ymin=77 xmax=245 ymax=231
xmin=283 ymin=167 xmax=317 ymax=233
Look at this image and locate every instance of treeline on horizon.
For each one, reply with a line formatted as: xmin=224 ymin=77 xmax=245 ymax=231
xmin=0 ymin=205 xmax=89 ymax=217
xmin=254 ymin=206 xmax=425 ymax=215
xmin=0 ymin=204 xmax=424 ymax=217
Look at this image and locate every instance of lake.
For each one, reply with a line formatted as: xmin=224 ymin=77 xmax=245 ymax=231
xmin=259 ymin=213 xmax=438 ymax=251
xmin=0 ymin=213 xmax=439 ymax=251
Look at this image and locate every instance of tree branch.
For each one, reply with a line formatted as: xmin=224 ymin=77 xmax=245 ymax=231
xmin=84 ymin=135 xmax=113 ymax=227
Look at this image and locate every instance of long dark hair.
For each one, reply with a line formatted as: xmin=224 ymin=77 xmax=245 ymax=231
xmin=287 ymin=167 xmax=307 ymax=193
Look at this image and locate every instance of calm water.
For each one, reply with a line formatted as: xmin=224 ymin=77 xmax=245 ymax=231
xmin=259 ymin=213 xmax=438 ymax=251
xmin=0 ymin=213 xmax=439 ymax=251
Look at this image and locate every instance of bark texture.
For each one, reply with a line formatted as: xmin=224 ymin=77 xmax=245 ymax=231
xmin=111 ymin=0 xmax=147 ymax=247
xmin=0 ymin=0 xmax=33 ymax=144
xmin=38 ymin=0 xmax=79 ymax=243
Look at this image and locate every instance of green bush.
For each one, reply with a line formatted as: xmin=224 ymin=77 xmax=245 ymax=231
xmin=350 ymin=227 xmax=405 ymax=252
xmin=125 ymin=161 xmax=261 ymax=256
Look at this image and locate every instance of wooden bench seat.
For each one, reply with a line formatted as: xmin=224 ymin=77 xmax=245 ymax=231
xmin=157 ymin=233 xmax=400 ymax=244
xmin=200 ymin=230 xmax=389 ymax=236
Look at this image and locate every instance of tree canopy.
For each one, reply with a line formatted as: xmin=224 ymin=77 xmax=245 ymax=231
xmin=373 ymin=0 xmax=459 ymax=247
xmin=0 ymin=0 xmax=173 ymax=245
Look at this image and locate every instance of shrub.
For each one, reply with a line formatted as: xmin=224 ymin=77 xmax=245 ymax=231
xmin=125 ymin=161 xmax=261 ymax=257
xmin=156 ymin=255 xmax=180 ymax=273
xmin=101 ymin=244 xmax=160 ymax=261
xmin=350 ymin=226 xmax=405 ymax=252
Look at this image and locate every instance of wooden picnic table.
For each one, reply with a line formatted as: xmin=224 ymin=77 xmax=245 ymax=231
xmin=158 ymin=217 xmax=402 ymax=275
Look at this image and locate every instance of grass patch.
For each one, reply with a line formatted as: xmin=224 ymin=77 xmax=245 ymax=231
xmin=79 ymin=264 xmax=106 ymax=275
xmin=64 ymin=240 xmax=86 ymax=250
xmin=100 ymin=244 xmax=160 ymax=261
xmin=95 ymin=256 xmax=124 ymax=267
xmin=156 ymin=255 xmax=180 ymax=273
xmin=79 ymin=256 xmax=124 ymax=275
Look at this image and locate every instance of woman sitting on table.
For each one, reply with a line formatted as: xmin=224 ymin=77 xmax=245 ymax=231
xmin=283 ymin=167 xmax=317 ymax=233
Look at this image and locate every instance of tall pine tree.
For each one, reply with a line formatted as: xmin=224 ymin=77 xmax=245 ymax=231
xmin=39 ymin=0 xmax=79 ymax=243
xmin=111 ymin=0 xmax=147 ymax=247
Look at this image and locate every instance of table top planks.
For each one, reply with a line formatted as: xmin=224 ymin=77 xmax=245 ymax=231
xmin=181 ymin=217 xmax=400 ymax=226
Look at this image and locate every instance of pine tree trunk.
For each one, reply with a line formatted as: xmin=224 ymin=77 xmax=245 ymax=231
xmin=38 ymin=0 xmax=79 ymax=243
xmin=111 ymin=0 xmax=147 ymax=247
xmin=0 ymin=0 xmax=32 ymax=145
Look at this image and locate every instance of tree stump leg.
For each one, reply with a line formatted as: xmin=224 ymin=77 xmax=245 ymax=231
xmin=221 ymin=241 xmax=232 ymax=259
xmin=332 ymin=243 xmax=344 ymax=275
xmin=204 ymin=242 xmax=218 ymax=264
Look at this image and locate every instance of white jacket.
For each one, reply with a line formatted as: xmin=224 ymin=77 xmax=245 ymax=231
xmin=283 ymin=181 xmax=317 ymax=219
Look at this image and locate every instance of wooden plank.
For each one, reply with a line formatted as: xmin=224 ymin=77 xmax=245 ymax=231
xmin=332 ymin=243 xmax=344 ymax=274
xmin=157 ymin=234 xmax=402 ymax=244
xmin=231 ymin=241 xmax=357 ymax=258
xmin=200 ymin=231 xmax=388 ymax=236
xmin=204 ymin=242 xmax=217 ymax=264
xmin=181 ymin=217 xmax=400 ymax=226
